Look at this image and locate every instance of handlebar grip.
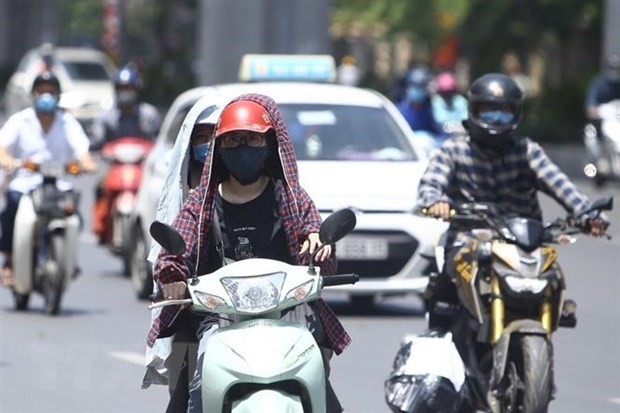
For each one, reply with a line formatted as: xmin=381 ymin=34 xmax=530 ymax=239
xmin=149 ymin=290 xmax=164 ymax=302
xmin=322 ymin=273 xmax=360 ymax=287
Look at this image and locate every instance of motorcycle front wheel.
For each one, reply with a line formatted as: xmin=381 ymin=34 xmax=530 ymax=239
xmin=12 ymin=290 xmax=30 ymax=311
xmin=519 ymin=335 xmax=552 ymax=413
xmin=130 ymin=224 xmax=153 ymax=300
xmin=42 ymin=233 xmax=66 ymax=315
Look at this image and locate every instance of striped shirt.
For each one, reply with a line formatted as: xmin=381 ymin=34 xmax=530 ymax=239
xmin=417 ymin=135 xmax=592 ymax=221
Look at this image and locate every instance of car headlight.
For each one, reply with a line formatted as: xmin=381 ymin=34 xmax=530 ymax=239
xmin=503 ymin=275 xmax=548 ymax=294
xmin=284 ymin=280 xmax=314 ymax=302
xmin=221 ymin=272 xmax=285 ymax=313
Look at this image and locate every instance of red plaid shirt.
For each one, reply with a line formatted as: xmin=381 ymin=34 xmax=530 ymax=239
xmin=146 ymin=93 xmax=351 ymax=354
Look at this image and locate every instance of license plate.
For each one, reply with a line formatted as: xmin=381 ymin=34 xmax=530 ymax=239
xmin=336 ymin=237 xmax=389 ymax=260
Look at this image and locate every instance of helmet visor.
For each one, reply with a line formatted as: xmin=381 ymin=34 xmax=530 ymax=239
xmin=473 ymin=102 xmax=516 ymax=126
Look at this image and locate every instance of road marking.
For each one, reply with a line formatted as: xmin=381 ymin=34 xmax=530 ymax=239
xmin=609 ymin=398 xmax=620 ymax=405
xmin=109 ymin=351 xmax=145 ymax=366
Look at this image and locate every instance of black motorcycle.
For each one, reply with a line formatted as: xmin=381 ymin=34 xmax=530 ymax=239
xmin=386 ymin=197 xmax=613 ymax=413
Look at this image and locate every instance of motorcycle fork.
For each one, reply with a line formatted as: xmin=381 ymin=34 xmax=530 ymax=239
xmin=540 ymin=289 xmax=553 ymax=335
xmin=491 ymin=276 xmax=504 ymax=344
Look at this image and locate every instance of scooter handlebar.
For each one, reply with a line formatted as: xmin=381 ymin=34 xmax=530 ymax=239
xmin=322 ymin=273 xmax=360 ymax=287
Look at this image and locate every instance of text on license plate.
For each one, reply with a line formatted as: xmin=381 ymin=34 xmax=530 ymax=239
xmin=336 ymin=237 xmax=389 ymax=260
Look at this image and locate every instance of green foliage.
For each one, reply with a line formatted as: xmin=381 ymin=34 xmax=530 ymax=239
xmin=61 ymin=0 xmax=103 ymax=39
xmin=521 ymin=79 xmax=590 ymax=143
xmin=332 ymin=0 xmax=468 ymax=48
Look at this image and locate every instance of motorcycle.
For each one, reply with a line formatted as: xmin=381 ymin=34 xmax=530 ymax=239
xmin=98 ymin=136 xmax=154 ymax=274
xmin=385 ymin=197 xmax=613 ymax=413
xmin=11 ymin=160 xmax=83 ymax=314
xmin=583 ymin=99 xmax=620 ymax=186
xmin=149 ymin=208 xmax=359 ymax=412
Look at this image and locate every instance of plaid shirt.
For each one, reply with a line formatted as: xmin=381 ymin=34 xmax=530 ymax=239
xmin=147 ymin=93 xmax=351 ymax=355
xmin=417 ymin=136 xmax=592 ymax=221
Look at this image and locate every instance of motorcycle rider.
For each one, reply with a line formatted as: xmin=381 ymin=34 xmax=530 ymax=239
xmin=397 ymin=66 xmax=440 ymax=137
xmin=91 ymin=64 xmax=161 ymax=244
xmin=142 ymin=98 xmax=222 ymax=413
xmin=431 ymin=71 xmax=468 ymax=134
xmin=584 ymin=52 xmax=620 ymax=172
xmin=90 ymin=64 xmax=161 ymax=149
xmin=0 ymin=71 xmax=97 ymax=286
xmin=417 ymin=73 xmax=609 ymax=329
xmin=148 ymin=94 xmax=349 ymax=412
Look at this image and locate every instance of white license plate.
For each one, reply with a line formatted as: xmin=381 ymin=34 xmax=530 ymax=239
xmin=336 ymin=237 xmax=389 ymax=260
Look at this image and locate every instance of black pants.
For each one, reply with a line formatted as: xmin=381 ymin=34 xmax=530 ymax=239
xmin=165 ymin=310 xmax=202 ymax=413
xmin=426 ymin=232 xmax=461 ymax=330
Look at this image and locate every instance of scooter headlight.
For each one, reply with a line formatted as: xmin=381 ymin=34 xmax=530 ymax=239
xmin=221 ymin=272 xmax=285 ymax=313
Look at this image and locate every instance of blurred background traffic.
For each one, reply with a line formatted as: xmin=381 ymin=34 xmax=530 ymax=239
xmin=0 ymin=0 xmax=618 ymax=143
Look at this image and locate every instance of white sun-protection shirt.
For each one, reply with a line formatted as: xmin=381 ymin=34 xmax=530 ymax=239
xmin=0 ymin=108 xmax=90 ymax=193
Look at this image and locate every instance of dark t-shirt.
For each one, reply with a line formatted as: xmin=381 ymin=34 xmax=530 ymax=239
xmin=217 ymin=180 xmax=292 ymax=264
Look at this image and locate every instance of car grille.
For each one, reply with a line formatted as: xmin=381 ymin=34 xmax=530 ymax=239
xmin=336 ymin=230 xmax=419 ymax=278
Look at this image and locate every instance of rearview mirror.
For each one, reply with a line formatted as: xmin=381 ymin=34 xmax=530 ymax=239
xmin=149 ymin=221 xmax=186 ymax=256
xmin=319 ymin=208 xmax=357 ymax=245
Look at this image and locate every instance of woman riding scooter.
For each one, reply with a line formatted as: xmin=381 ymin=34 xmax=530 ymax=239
xmin=147 ymin=94 xmax=350 ymax=412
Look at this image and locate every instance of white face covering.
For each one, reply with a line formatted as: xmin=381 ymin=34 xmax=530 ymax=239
xmin=117 ymin=90 xmax=137 ymax=106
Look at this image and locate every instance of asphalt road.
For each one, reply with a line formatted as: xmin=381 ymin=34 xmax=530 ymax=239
xmin=1 ymin=156 xmax=619 ymax=413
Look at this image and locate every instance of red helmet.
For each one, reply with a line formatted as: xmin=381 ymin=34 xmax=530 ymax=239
xmin=215 ymin=100 xmax=273 ymax=138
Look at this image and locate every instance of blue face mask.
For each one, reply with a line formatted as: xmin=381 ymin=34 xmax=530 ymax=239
xmin=192 ymin=143 xmax=210 ymax=163
xmin=34 ymin=93 xmax=59 ymax=113
xmin=478 ymin=109 xmax=515 ymax=126
xmin=406 ymin=86 xmax=427 ymax=103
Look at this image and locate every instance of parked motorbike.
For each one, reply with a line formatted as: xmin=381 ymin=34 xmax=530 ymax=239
xmin=385 ymin=197 xmax=613 ymax=413
xmin=98 ymin=136 xmax=154 ymax=274
xmin=149 ymin=208 xmax=359 ymax=412
xmin=11 ymin=160 xmax=83 ymax=314
xmin=583 ymin=99 xmax=620 ymax=186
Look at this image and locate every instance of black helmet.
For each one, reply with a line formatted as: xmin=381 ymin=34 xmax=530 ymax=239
xmin=113 ymin=65 xmax=142 ymax=89
xmin=31 ymin=71 xmax=61 ymax=93
xmin=467 ymin=73 xmax=523 ymax=147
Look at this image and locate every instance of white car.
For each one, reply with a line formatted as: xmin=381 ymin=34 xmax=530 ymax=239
xmin=3 ymin=45 xmax=116 ymax=134
xmin=130 ymin=81 xmax=447 ymax=307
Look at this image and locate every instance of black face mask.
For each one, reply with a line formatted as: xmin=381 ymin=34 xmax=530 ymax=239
xmin=219 ymin=145 xmax=269 ymax=185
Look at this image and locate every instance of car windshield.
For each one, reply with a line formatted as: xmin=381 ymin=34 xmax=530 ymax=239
xmin=278 ymin=104 xmax=417 ymax=161
xmin=60 ymin=60 xmax=110 ymax=81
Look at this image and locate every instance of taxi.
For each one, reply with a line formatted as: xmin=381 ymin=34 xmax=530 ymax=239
xmin=130 ymin=54 xmax=447 ymax=308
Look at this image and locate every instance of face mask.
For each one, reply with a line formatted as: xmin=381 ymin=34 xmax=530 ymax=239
xmin=117 ymin=90 xmax=137 ymax=106
xmin=219 ymin=145 xmax=269 ymax=185
xmin=33 ymin=93 xmax=59 ymax=113
xmin=192 ymin=143 xmax=210 ymax=163
xmin=406 ymin=86 xmax=427 ymax=103
xmin=478 ymin=109 xmax=515 ymax=126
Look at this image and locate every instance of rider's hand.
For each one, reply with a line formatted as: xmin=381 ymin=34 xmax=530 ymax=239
xmin=427 ymin=201 xmax=452 ymax=221
xmin=78 ymin=153 xmax=98 ymax=174
xmin=299 ymin=232 xmax=332 ymax=262
xmin=0 ymin=155 xmax=19 ymax=171
xmin=588 ymin=218 xmax=608 ymax=237
xmin=161 ymin=281 xmax=187 ymax=300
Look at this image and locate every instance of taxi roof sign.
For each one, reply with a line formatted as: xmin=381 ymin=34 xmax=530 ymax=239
xmin=239 ymin=54 xmax=336 ymax=83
